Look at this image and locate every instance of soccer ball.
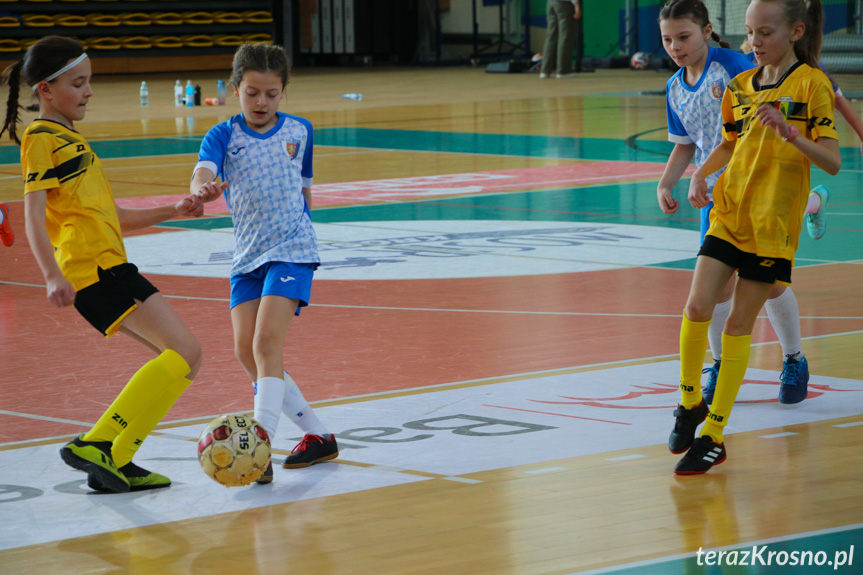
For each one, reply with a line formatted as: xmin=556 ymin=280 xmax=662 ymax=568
xmin=197 ymin=414 xmax=271 ymax=487
xmin=630 ymin=52 xmax=651 ymax=70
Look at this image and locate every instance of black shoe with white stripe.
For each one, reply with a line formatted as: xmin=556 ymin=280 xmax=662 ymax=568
xmin=668 ymin=400 xmax=709 ymax=454
xmin=674 ymin=436 xmax=727 ymax=475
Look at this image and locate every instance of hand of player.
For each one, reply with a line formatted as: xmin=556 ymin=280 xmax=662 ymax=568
xmin=46 ymin=275 xmax=75 ymax=307
xmin=195 ymin=181 xmax=229 ymax=203
xmin=755 ymin=104 xmax=791 ymax=139
xmin=688 ymin=174 xmax=710 ymax=209
xmin=175 ymin=195 xmax=205 ymax=218
xmin=657 ymin=188 xmax=679 ymax=214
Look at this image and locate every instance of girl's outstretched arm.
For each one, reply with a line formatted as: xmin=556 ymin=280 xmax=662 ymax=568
xmin=191 ymin=167 xmax=228 ymax=204
xmin=114 ymin=195 xmax=207 ymax=232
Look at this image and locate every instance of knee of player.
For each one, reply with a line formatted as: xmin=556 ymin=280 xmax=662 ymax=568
xmin=251 ymin=332 xmax=282 ymax=360
xmin=684 ymin=301 xmax=713 ymax=323
xmin=234 ymin=340 xmax=254 ymax=365
xmin=175 ymin=339 xmax=203 ymax=379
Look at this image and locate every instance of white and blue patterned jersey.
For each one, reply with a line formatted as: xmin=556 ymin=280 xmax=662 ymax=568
xmin=666 ymin=46 xmax=754 ymax=193
xmin=195 ymin=112 xmax=319 ymax=276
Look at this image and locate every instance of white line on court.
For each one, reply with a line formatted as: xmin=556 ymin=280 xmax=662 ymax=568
xmin=4 ymin=279 xmax=863 ymax=321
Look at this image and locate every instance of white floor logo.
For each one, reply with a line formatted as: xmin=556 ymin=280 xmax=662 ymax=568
xmin=125 ymin=221 xmax=700 ymax=280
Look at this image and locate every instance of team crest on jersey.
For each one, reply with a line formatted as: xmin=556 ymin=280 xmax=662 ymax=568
xmin=775 ymin=97 xmax=793 ymax=119
xmin=284 ymin=140 xmax=300 ymax=159
xmin=710 ymin=81 xmax=723 ymax=100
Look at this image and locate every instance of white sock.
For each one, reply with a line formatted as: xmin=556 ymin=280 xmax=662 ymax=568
xmin=709 ymin=299 xmax=732 ymax=362
xmin=282 ymin=370 xmax=330 ymax=437
xmin=254 ymin=376 xmax=287 ymax=441
xmin=764 ymin=288 xmax=803 ymax=358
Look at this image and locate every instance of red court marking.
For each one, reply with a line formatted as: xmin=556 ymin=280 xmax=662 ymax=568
xmin=115 ymin=163 xmax=694 ymax=213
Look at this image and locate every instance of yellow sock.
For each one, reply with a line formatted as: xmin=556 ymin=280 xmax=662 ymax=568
xmin=84 ymin=350 xmax=191 ymax=444
xmin=680 ymin=313 xmax=711 ymax=409
xmin=112 ymin=374 xmax=192 ymax=467
xmin=701 ymin=333 xmax=751 ymax=443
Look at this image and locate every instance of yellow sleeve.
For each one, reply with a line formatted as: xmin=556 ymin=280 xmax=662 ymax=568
xmin=21 ymin=132 xmax=60 ymax=195
xmin=721 ymin=86 xmax=738 ymax=142
xmin=807 ymin=76 xmax=837 ymax=141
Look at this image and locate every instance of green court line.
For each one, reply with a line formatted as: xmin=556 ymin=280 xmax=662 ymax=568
xmin=3 ymin=129 xmax=861 ymax=167
xmin=1 ymin=129 xmax=670 ymax=164
xmin=575 ymin=524 xmax=861 ymax=574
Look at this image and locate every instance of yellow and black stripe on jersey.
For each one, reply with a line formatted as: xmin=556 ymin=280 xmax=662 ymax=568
xmin=25 ymin=125 xmax=96 ymax=185
xmin=21 ymin=119 xmax=127 ymax=291
xmin=708 ymin=62 xmax=837 ymax=263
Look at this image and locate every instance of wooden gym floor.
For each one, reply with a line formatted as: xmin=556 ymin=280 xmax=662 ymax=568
xmin=0 ymin=66 xmax=862 ymax=574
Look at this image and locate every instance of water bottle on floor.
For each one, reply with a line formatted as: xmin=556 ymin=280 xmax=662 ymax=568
xmin=174 ymin=80 xmax=183 ymax=106
xmin=140 ymin=81 xmax=149 ymax=107
xmin=341 ymin=93 xmax=362 ymax=101
xmin=217 ymin=80 xmax=226 ymax=105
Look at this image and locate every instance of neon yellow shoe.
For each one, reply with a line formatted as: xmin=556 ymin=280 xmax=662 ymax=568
xmin=88 ymin=461 xmax=171 ymax=492
xmin=60 ymin=435 xmax=130 ymax=493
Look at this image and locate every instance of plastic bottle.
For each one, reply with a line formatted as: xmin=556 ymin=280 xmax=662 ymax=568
xmin=193 ymin=84 xmax=202 ymax=106
xmin=139 ymin=81 xmax=149 ymax=107
xmin=217 ymin=79 xmax=226 ymax=105
xmin=174 ymin=80 xmax=183 ymax=106
xmin=341 ymin=93 xmax=363 ymax=101
xmin=185 ymin=81 xmax=194 ymax=107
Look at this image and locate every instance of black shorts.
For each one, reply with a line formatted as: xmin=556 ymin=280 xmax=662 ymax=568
xmin=74 ymin=263 xmax=159 ymax=336
xmin=699 ymin=235 xmax=792 ymax=285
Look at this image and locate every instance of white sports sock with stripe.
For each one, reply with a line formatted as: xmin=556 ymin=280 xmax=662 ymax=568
xmin=765 ymin=288 xmax=803 ymax=358
xmin=254 ymin=376 xmax=287 ymax=441
xmin=282 ymin=370 xmax=330 ymax=437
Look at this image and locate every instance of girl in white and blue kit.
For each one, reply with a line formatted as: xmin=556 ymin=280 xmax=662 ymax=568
xmin=193 ymin=43 xmax=338 ymax=484
xmin=656 ymin=0 xmax=816 ymax=406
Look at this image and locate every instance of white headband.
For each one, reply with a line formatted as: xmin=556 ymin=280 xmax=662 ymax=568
xmin=32 ymin=53 xmax=88 ymax=92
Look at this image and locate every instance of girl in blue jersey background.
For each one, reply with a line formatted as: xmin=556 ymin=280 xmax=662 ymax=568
xmin=193 ymin=43 xmax=338 ymax=484
xmin=656 ymin=0 xmax=815 ymax=409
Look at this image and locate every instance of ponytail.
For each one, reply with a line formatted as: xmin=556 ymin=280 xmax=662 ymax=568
xmin=795 ymin=0 xmax=823 ymax=68
xmin=0 ymin=60 xmax=24 ymax=145
xmin=710 ymin=31 xmax=731 ymax=49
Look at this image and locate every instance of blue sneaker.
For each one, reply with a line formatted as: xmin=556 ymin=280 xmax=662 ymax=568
xmin=702 ymin=360 xmax=720 ymax=405
xmin=806 ymin=185 xmax=829 ymax=240
xmin=779 ymin=355 xmax=809 ymax=404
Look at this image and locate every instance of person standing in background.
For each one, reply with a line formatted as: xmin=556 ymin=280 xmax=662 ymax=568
xmin=540 ymin=0 xmax=581 ymax=79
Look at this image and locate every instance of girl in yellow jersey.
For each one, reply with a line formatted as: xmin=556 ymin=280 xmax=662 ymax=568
xmin=667 ymin=0 xmax=841 ymax=474
xmin=1 ymin=36 xmax=208 ymax=493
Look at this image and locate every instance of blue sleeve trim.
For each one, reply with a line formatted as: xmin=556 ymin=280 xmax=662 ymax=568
xmin=198 ymin=120 xmax=232 ymax=180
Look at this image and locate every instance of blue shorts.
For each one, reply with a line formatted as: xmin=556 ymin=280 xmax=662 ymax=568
xmin=230 ymin=262 xmax=317 ymax=314
xmin=700 ymin=201 xmax=714 ymax=244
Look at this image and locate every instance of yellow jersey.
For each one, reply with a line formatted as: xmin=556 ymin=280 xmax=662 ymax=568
xmin=709 ymin=62 xmax=837 ymax=261
xmin=21 ymin=119 xmax=127 ymax=291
